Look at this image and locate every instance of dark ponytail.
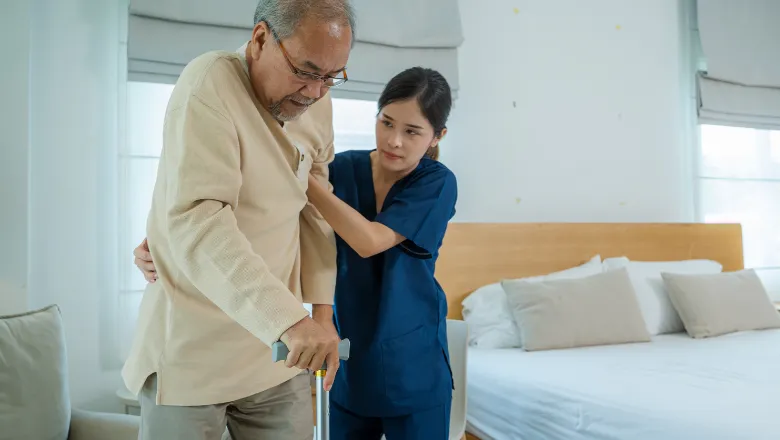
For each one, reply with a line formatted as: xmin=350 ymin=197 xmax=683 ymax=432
xmin=425 ymin=145 xmax=440 ymax=160
xmin=377 ymin=67 xmax=452 ymax=161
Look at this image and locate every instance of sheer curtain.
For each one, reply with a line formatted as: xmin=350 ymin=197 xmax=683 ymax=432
xmin=697 ymin=124 xmax=780 ymax=298
xmin=117 ymin=82 xmax=170 ymax=360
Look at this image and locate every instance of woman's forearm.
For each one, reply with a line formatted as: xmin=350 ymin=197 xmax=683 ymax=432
xmin=307 ymin=176 xmax=403 ymax=258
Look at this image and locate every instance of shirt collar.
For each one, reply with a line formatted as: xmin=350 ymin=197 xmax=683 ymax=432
xmin=236 ymin=42 xmax=249 ymax=76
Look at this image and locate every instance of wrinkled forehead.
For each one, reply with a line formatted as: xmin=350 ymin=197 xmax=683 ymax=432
xmin=283 ymin=19 xmax=352 ymax=75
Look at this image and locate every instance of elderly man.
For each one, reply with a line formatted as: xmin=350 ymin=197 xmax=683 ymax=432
xmin=121 ymin=0 xmax=355 ymax=439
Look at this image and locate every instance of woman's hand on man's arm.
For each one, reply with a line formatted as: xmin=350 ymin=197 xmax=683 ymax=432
xmin=134 ymin=238 xmax=157 ymax=283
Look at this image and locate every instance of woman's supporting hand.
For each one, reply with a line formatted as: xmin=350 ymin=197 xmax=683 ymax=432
xmin=134 ymin=238 xmax=157 ymax=283
xmin=307 ymin=173 xmax=321 ymax=196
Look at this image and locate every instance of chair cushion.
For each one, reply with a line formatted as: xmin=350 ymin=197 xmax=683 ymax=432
xmin=0 ymin=304 xmax=71 ymax=440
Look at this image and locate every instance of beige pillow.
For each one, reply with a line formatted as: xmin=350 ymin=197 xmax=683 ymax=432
xmin=502 ymin=268 xmax=651 ymax=351
xmin=0 ymin=304 xmax=71 ymax=440
xmin=661 ymin=269 xmax=780 ymax=338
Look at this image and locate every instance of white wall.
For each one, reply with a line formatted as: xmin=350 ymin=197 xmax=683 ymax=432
xmin=0 ymin=1 xmax=31 ymax=315
xmin=445 ymin=0 xmax=694 ymax=223
xmin=24 ymin=0 xmax=124 ymax=411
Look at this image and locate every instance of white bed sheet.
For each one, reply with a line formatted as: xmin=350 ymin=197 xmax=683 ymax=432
xmin=466 ymin=329 xmax=780 ymax=440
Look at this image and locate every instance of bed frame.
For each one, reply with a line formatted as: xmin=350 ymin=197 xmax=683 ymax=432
xmin=437 ymin=222 xmax=744 ymax=440
xmin=436 ymin=222 xmax=744 ymax=320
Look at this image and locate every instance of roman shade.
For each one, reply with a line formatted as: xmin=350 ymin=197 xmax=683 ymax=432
xmin=696 ymin=0 xmax=780 ymax=129
xmin=127 ymin=0 xmax=463 ymax=101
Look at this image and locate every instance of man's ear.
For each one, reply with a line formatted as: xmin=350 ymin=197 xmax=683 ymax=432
xmin=249 ymin=21 xmax=272 ymax=59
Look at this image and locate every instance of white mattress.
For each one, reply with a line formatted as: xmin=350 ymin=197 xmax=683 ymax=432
xmin=466 ymin=329 xmax=780 ymax=440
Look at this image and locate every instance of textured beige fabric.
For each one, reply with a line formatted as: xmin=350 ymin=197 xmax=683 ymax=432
xmin=503 ymin=268 xmax=651 ymax=351
xmin=138 ymin=373 xmax=312 ymax=440
xmin=662 ymin=269 xmax=780 ymax=338
xmin=122 ymin=50 xmax=337 ymax=406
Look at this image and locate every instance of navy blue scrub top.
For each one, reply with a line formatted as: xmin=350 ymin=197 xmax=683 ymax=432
xmin=327 ymin=149 xmax=458 ymax=418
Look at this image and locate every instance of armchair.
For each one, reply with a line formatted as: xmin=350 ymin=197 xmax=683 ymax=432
xmin=0 ymin=304 xmax=140 ymax=440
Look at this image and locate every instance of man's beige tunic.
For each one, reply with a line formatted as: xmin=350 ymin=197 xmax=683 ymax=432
xmin=122 ymin=50 xmax=337 ymax=406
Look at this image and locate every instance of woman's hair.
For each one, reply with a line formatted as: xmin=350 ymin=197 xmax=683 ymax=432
xmin=377 ymin=67 xmax=452 ymax=161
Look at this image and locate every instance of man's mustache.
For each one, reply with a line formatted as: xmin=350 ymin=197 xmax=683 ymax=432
xmin=286 ymin=96 xmax=316 ymax=106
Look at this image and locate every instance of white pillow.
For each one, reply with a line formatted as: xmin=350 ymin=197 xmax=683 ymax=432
xmin=462 ymin=255 xmax=602 ymax=348
xmin=461 ymin=282 xmax=517 ymax=348
xmin=602 ymin=257 xmax=723 ymax=335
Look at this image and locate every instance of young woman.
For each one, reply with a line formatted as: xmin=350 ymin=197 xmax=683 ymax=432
xmin=133 ymin=67 xmax=457 ymax=439
xmin=308 ymin=67 xmax=457 ymax=439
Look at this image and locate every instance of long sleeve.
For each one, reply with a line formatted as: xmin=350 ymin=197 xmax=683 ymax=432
xmin=162 ymin=93 xmax=309 ymax=347
xmin=299 ymin=135 xmax=337 ymax=305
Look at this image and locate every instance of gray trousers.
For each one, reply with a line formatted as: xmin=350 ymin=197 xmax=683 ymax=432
xmin=138 ymin=373 xmax=313 ymax=440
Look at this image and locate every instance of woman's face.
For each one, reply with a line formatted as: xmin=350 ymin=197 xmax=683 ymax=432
xmin=374 ymin=99 xmax=441 ymax=172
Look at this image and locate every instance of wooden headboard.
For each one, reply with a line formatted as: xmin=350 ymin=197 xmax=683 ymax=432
xmin=436 ymin=223 xmax=744 ymax=319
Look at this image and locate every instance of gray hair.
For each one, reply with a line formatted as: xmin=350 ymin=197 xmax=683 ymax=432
xmin=254 ymin=0 xmax=356 ymax=43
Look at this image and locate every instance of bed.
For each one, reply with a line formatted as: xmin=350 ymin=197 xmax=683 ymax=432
xmin=434 ymin=223 xmax=780 ymax=440
xmin=466 ymin=331 xmax=780 ymax=440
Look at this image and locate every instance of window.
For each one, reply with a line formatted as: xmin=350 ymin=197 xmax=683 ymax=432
xmin=697 ymin=124 xmax=780 ymax=294
xmin=117 ymin=82 xmax=170 ymax=360
xmin=332 ymin=98 xmax=377 ymax=152
xmin=117 ymin=82 xmax=376 ymax=360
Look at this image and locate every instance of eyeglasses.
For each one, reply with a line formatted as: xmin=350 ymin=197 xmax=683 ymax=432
xmin=267 ymin=24 xmax=348 ymax=88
